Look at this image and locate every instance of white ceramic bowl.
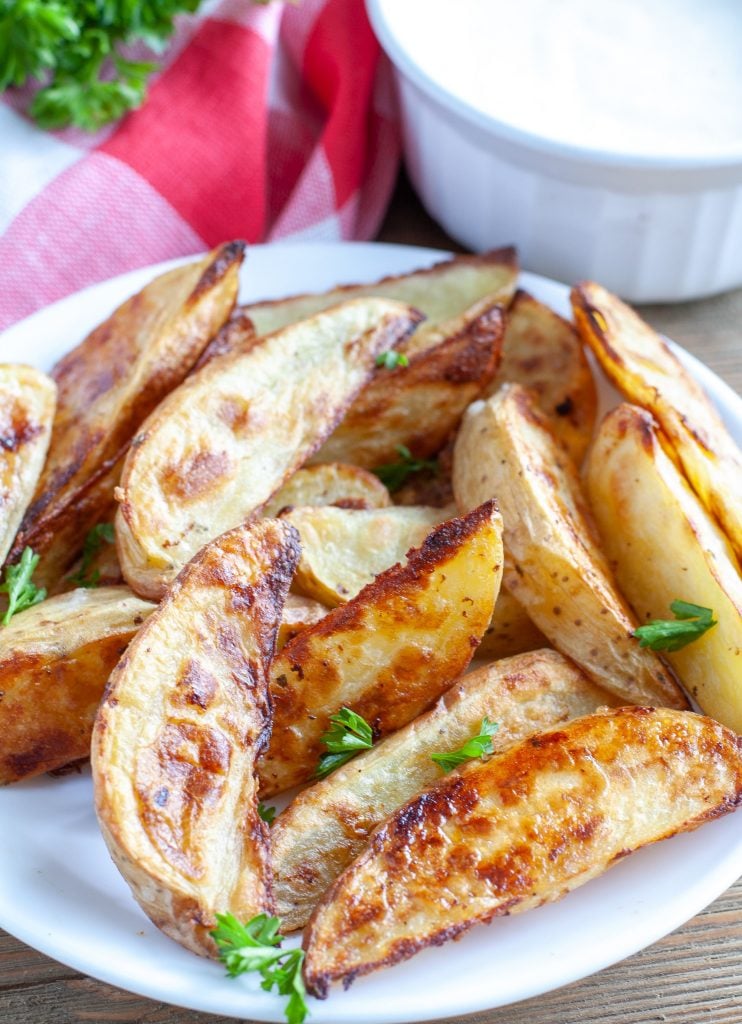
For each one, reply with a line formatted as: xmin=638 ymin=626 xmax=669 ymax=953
xmin=367 ymin=0 xmax=742 ymax=302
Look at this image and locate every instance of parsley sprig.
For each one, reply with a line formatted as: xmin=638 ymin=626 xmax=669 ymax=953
xmin=0 ymin=546 xmax=46 ymax=625
xmin=258 ymin=802 xmax=276 ymax=826
xmin=315 ymin=707 xmax=373 ymax=779
xmin=375 ymin=350 xmax=409 ymax=370
xmin=67 ymin=522 xmax=115 ymax=588
xmin=211 ymin=913 xmax=308 ymax=1024
xmin=431 ymin=717 xmax=499 ymax=774
xmin=633 ymin=600 xmax=717 ymax=652
xmin=373 ymin=444 xmax=438 ymax=494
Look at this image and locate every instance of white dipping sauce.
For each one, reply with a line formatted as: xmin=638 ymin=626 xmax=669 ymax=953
xmin=383 ymin=0 xmax=742 ymax=158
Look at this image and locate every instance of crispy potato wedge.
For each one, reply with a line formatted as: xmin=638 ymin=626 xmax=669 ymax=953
xmin=10 ymin=243 xmax=245 ymax=589
xmin=453 ymin=385 xmax=686 ymax=708
xmin=92 ymin=521 xmax=299 ymax=956
xmin=273 ymin=649 xmax=614 ymax=930
xmin=487 ymin=290 xmax=597 ymax=464
xmin=264 ymin=463 xmax=391 ymax=517
xmin=572 ymin=282 xmax=742 ymax=562
xmin=277 ymin=594 xmax=329 ymax=651
xmin=0 ymin=365 xmax=56 ymax=567
xmin=312 ymin=302 xmax=505 ymax=468
xmin=116 ymin=298 xmax=420 ymax=599
xmin=259 ymin=501 xmax=504 ymax=796
xmin=586 ymin=404 xmax=742 ymax=732
xmin=244 ymin=248 xmax=518 ymax=338
xmin=280 ymin=504 xmax=452 ymax=607
xmin=0 ymin=587 xmax=154 ymax=784
xmin=478 ymin=589 xmax=549 ymax=660
xmin=303 ymin=706 xmax=742 ymax=995
xmin=193 ymin=308 xmax=258 ymax=370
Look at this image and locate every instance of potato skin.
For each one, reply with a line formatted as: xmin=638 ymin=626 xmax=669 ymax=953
xmin=92 ymin=521 xmax=299 ymax=957
xmin=263 ymin=463 xmax=391 ymax=517
xmin=0 ymin=587 xmax=155 ymax=784
xmin=272 ymin=649 xmax=614 ymax=930
xmin=259 ymin=501 xmax=504 ymax=796
xmin=303 ymin=706 xmax=742 ymax=996
xmin=477 ymin=589 xmax=548 ymax=661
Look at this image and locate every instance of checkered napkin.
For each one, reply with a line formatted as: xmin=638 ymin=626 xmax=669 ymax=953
xmin=0 ymin=0 xmax=399 ymax=332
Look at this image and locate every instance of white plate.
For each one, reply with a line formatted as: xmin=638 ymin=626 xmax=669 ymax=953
xmin=0 ymin=242 xmax=740 ymax=1023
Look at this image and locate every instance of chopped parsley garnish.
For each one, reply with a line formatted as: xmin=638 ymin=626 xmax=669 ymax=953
xmin=431 ymin=716 xmax=499 ymax=774
xmin=258 ymin=802 xmax=276 ymax=825
xmin=314 ymin=707 xmax=373 ymax=779
xmin=372 ymin=444 xmax=438 ymax=493
xmin=68 ymin=522 xmax=115 ymax=588
xmin=633 ymin=600 xmax=717 ymax=652
xmin=375 ymin=350 xmax=409 ymax=370
xmin=0 ymin=547 xmax=46 ymax=625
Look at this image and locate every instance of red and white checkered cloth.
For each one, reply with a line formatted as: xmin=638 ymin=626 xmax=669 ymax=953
xmin=0 ymin=0 xmax=399 ymax=332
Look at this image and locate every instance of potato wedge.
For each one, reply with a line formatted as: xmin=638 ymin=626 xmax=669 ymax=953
xmin=243 ymin=248 xmax=518 ymax=337
xmin=586 ymin=404 xmax=742 ymax=731
xmin=572 ymin=282 xmax=742 ymax=562
xmin=259 ymin=501 xmax=504 ymax=796
xmin=264 ymin=463 xmax=391 ymax=517
xmin=273 ymin=649 xmax=614 ymax=930
xmin=312 ymin=301 xmax=505 ymax=468
xmin=0 ymin=587 xmax=154 ymax=784
xmin=303 ymin=706 xmax=742 ymax=996
xmin=277 ymin=594 xmax=329 ymax=651
xmin=193 ymin=308 xmax=258 ymax=370
xmin=280 ymin=504 xmax=451 ymax=607
xmin=116 ymin=298 xmax=420 ymax=599
xmin=0 ymin=365 xmax=56 ymax=567
xmin=487 ymin=290 xmax=597 ymax=464
xmin=477 ymin=589 xmax=548 ymax=660
xmin=453 ymin=385 xmax=686 ymax=708
xmin=92 ymin=521 xmax=299 ymax=956
xmin=10 ymin=243 xmax=245 ymax=589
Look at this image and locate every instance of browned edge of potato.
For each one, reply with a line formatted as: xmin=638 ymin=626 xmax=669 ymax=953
xmin=273 ymin=649 xmax=615 ymax=930
xmin=277 ymin=594 xmax=329 ymax=651
xmin=571 ymin=281 xmax=742 ymax=564
xmin=586 ymin=403 xmax=742 ymax=732
xmin=115 ymin=297 xmax=421 ymax=599
xmin=264 ymin=463 xmax=391 ymax=517
xmin=477 ymin=589 xmax=549 ymax=661
xmin=92 ymin=520 xmax=299 ymax=957
xmin=303 ymin=706 xmax=742 ymax=996
xmin=259 ymin=500 xmax=504 ymax=796
xmin=453 ymin=384 xmax=687 ymax=708
xmin=194 ymin=307 xmax=258 ymax=370
xmin=0 ymin=587 xmax=155 ymax=784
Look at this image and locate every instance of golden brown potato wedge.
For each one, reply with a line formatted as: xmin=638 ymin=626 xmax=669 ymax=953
xmin=193 ymin=307 xmax=258 ymax=370
xmin=0 ymin=365 xmax=56 ymax=567
xmin=280 ymin=504 xmax=451 ymax=607
xmin=10 ymin=243 xmax=245 ymax=589
xmin=263 ymin=463 xmax=391 ymax=517
xmin=586 ymin=404 xmax=742 ymax=732
xmin=312 ymin=301 xmax=505 ymax=468
xmin=92 ymin=521 xmax=299 ymax=957
xmin=453 ymin=385 xmax=686 ymax=708
xmin=273 ymin=649 xmax=614 ymax=930
xmin=244 ymin=248 xmax=518 ymax=337
xmin=116 ymin=298 xmax=420 ymax=599
xmin=487 ymin=290 xmax=597 ymax=464
xmin=572 ymin=282 xmax=742 ymax=563
xmin=0 ymin=587 xmax=154 ymax=784
xmin=477 ymin=589 xmax=549 ymax=660
xmin=277 ymin=594 xmax=329 ymax=651
xmin=303 ymin=706 xmax=742 ymax=996
xmin=259 ymin=501 xmax=504 ymax=796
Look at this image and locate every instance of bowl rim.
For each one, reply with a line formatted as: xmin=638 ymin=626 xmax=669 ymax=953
xmin=366 ymin=0 xmax=742 ymax=172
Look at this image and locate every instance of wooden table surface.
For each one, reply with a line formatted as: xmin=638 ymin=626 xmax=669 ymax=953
xmin=1 ymin=174 xmax=741 ymax=1024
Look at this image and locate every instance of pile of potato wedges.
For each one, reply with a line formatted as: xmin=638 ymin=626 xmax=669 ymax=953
xmin=1 ymin=241 xmax=741 ymax=1006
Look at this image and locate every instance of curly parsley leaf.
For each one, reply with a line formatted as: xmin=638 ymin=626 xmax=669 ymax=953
xmin=211 ymin=913 xmax=308 ymax=1024
xmin=0 ymin=546 xmax=46 ymax=625
xmin=375 ymin=350 xmax=409 ymax=370
xmin=633 ymin=600 xmax=717 ymax=652
xmin=372 ymin=444 xmax=438 ymax=493
xmin=431 ymin=716 xmax=499 ymax=774
xmin=315 ymin=707 xmax=373 ymax=779
xmin=67 ymin=522 xmax=115 ymax=588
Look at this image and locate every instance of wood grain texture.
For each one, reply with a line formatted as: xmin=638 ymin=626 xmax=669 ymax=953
xmin=1 ymin=173 xmax=740 ymax=1022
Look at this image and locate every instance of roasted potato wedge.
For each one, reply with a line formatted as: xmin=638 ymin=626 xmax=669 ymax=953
xmin=273 ymin=649 xmax=614 ymax=930
xmin=277 ymin=594 xmax=329 ymax=651
xmin=116 ymin=298 xmax=420 ymax=599
xmin=92 ymin=521 xmax=299 ymax=956
xmin=280 ymin=504 xmax=451 ymax=607
xmin=10 ymin=243 xmax=245 ymax=589
xmin=477 ymin=589 xmax=549 ymax=660
xmin=487 ymin=290 xmax=597 ymax=464
xmin=264 ymin=463 xmax=391 ymax=517
xmin=244 ymin=248 xmax=518 ymax=338
xmin=312 ymin=301 xmax=504 ymax=468
xmin=0 ymin=587 xmax=155 ymax=784
xmin=259 ymin=501 xmax=504 ymax=796
xmin=572 ymin=282 xmax=742 ymax=562
xmin=193 ymin=308 xmax=258 ymax=370
xmin=453 ymin=385 xmax=686 ymax=708
xmin=0 ymin=365 xmax=56 ymax=567
xmin=587 ymin=404 xmax=742 ymax=731
xmin=303 ymin=706 xmax=742 ymax=996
